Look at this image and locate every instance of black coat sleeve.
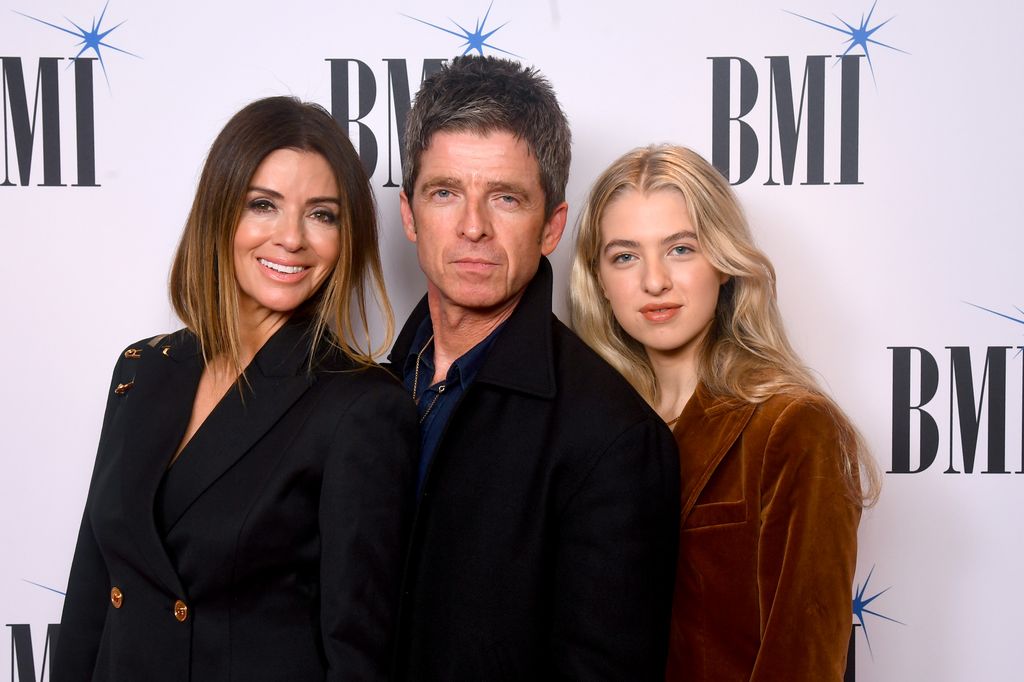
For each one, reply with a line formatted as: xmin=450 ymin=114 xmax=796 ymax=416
xmin=53 ymin=348 xmax=134 ymax=681
xmin=550 ymin=417 xmax=680 ymax=680
xmin=319 ymin=375 xmax=418 ymax=681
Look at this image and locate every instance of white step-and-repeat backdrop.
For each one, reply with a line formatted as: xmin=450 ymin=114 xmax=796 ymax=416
xmin=2 ymin=1 xmax=1018 ymax=679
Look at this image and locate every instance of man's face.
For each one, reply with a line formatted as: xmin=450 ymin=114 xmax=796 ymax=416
xmin=400 ymin=130 xmax=567 ymax=320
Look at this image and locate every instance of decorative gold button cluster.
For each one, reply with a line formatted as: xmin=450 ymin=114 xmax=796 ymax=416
xmin=110 ymin=586 xmax=123 ymax=608
xmin=113 ymin=381 xmax=134 ymax=395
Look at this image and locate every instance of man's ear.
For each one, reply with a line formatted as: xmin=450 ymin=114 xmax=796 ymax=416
xmin=540 ymin=201 xmax=569 ymax=256
xmin=400 ymin=190 xmax=417 ymax=243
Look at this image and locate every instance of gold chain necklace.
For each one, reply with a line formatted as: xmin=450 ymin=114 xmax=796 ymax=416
xmin=411 ymin=334 xmax=445 ymax=424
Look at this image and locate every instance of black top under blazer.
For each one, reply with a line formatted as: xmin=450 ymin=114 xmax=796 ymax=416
xmin=390 ymin=258 xmax=681 ymax=681
xmin=54 ymin=320 xmax=418 ymax=681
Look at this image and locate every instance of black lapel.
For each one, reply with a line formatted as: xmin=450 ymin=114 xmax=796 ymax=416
xmin=474 ymin=257 xmax=557 ymax=399
xmin=154 ymin=320 xmax=317 ymax=533
xmin=119 ymin=329 xmax=202 ymax=597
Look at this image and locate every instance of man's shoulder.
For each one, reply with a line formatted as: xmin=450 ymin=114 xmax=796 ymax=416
xmin=548 ymin=316 xmax=658 ymax=426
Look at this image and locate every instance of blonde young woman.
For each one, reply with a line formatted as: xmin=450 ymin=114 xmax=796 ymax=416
xmin=571 ymin=144 xmax=879 ymax=681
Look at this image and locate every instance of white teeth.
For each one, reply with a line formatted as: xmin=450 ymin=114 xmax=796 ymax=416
xmin=259 ymin=258 xmax=305 ymax=274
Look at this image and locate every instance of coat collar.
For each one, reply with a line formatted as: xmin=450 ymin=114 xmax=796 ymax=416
xmin=390 ymin=257 xmax=557 ymax=400
xmin=673 ymin=383 xmax=756 ymax=520
xmin=119 ymin=320 xmax=323 ymax=594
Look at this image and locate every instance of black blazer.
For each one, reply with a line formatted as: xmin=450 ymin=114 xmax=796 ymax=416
xmin=390 ymin=259 xmax=681 ymax=681
xmin=54 ymin=320 xmax=417 ymax=681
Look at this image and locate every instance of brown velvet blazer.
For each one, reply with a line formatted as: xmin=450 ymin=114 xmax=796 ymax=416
xmin=666 ymin=383 xmax=860 ymax=681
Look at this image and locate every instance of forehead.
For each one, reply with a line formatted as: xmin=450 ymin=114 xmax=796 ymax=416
xmin=601 ymin=189 xmax=693 ymax=240
xmin=417 ymin=130 xmax=541 ymax=188
xmin=251 ymin=148 xmax=335 ymax=185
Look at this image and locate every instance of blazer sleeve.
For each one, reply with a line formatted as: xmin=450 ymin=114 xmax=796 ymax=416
xmin=318 ymin=377 xmax=418 ymax=681
xmin=550 ymin=417 xmax=681 ymax=681
xmin=53 ymin=348 xmax=134 ymax=681
xmin=750 ymin=397 xmax=861 ymax=681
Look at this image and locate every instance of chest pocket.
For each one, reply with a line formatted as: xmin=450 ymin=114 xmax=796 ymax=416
xmin=683 ymin=499 xmax=747 ymax=529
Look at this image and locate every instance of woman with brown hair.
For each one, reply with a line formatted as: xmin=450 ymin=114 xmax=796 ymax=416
xmin=54 ymin=97 xmax=416 ymax=681
xmin=571 ymin=144 xmax=880 ymax=681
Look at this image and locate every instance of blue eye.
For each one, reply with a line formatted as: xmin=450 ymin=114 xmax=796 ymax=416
xmin=612 ymin=253 xmax=636 ymax=264
xmin=671 ymin=245 xmax=694 ymax=256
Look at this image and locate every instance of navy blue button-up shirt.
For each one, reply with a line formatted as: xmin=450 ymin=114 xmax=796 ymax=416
xmin=402 ymin=317 xmax=504 ymax=496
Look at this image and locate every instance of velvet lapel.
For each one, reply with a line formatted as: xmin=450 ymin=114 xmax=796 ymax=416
xmin=673 ymin=383 xmax=756 ymax=522
xmin=155 ymin=320 xmax=317 ymax=534
xmin=119 ymin=330 xmax=203 ymax=596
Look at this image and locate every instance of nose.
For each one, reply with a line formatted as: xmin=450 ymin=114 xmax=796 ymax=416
xmin=459 ymin=197 xmax=492 ymax=242
xmin=274 ymin=209 xmax=305 ymax=252
xmin=642 ymin=259 xmax=672 ymax=295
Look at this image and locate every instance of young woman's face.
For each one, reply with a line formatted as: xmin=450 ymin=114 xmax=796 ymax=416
xmin=597 ymin=188 xmax=727 ymax=362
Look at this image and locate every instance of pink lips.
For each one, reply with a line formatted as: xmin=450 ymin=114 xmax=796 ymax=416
xmin=640 ymin=303 xmax=681 ymax=323
xmin=452 ymin=258 xmax=498 ymax=274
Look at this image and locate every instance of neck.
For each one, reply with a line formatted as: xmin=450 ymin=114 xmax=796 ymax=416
xmin=236 ymin=308 xmax=291 ymax=369
xmin=426 ymin=290 xmax=522 ymax=384
xmin=647 ymin=345 xmax=699 ymax=424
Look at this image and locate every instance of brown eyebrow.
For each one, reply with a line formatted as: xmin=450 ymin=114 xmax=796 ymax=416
xmin=419 ymin=176 xmax=463 ymax=192
xmin=603 ymin=238 xmax=640 ymax=254
xmin=486 ymin=181 xmax=529 ymax=195
xmin=662 ymin=230 xmax=697 ymax=244
xmin=248 ymin=186 xmax=340 ymax=206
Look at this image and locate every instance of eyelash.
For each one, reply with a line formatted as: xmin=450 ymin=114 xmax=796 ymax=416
xmin=310 ymin=209 xmax=339 ymax=225
xmin=247 ymin=199 xmax=338 ymax=225
xmin=249 ymin=198 xmax=275 ymax=213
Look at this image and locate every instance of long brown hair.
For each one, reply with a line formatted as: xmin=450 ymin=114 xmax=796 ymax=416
xmin=169 ymin=96 xmax=392 ymax=373
xmin=571 ymin=144 xmax=880 ymax=507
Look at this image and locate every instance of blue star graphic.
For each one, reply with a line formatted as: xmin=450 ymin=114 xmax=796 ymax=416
xmin=14 ymin=1 xmax=140 ymax=86
xmin=852 ymin=566 xmax=904 ymax=657
xmin=403 ymin=0 xmax=520 ymax=58
xmin=965 ymin=301 xmax=1024 ymax=328
xmin=786 ymin=1 xmax=908 ymax=84
xmin=965 ymin=302 xmax=1024 ymax=354
xmin=23 ymin=579 xmax=66 ymax=597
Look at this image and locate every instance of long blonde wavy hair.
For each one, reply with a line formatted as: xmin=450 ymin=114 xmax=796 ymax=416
xmin=570 ymin=144 xmax=879 ymax=507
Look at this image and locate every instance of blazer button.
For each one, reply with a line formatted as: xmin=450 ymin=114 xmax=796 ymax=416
xmin=110 ymin=587 xmax=123 ymax=608
xmin=113 ymin=381 xmax=134 ymax=395
xmin=173 ymin=599 xmax=189 ymax=622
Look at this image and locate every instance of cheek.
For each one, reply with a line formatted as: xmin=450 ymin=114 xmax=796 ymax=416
xmin=597 ymin=269 xmax=631 ymax=307
xmin=313 ymin=231 xmax=342 ymax=268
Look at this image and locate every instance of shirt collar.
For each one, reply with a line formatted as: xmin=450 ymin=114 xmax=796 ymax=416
xmin=402 ymin=316 xmax=505 ymax=392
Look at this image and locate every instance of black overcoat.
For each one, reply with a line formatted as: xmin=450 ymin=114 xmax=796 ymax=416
xmin=54 ymin=320 xmax=417 ymax=681
xmin=390 ymin=259 xmax=681 ymax=681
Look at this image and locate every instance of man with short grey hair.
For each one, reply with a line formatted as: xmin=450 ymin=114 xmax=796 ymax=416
xmin=390 ymin=55 xmax=679 ymax=681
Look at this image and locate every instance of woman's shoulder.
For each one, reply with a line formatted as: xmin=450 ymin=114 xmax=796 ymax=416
xmin=753 ymin=387 xmax=835 ymax=427
xmin=115 ymin=328 xmax=194 ymax=358
xmin=750 ymin=389 xmax=849 ymax=477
